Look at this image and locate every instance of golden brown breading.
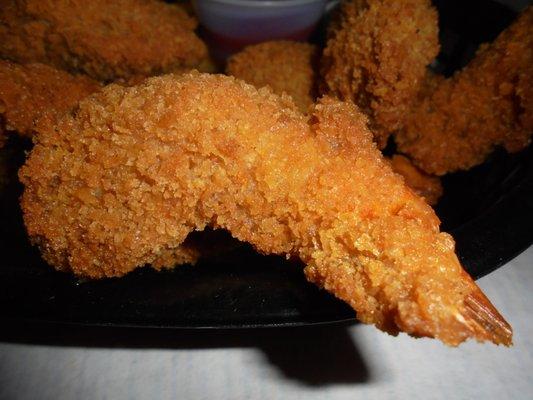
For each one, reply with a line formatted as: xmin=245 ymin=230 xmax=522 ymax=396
xmin=0 ymin=60 xmax=101 ymax=138
xmin=395 ymin=8 xmax=533 ymax=175
xmin=320 ymin=0 xmax=439 ymax=148
xmin=0 ymin=0 xmax=209 ymax=81
xmin=226 ymin=41 xmax=318 ymax=112
xmin=388 ymin=155 xmax=442 ymax=205
xmin=20 ymin=72 xmax=511 ymax=345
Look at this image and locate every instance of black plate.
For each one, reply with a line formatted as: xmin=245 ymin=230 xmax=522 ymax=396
xmin=0 ymin=0 xmax=532 ymax=328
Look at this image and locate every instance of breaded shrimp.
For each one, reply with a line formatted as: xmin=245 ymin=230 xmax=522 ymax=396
xmin=225 ymin=42 xmax=442 ymax=202
xmin=226 ymin=41 xmax=318 ymax=112
xmin=388 ymin=155 xmax=442 ymax=205
xmin=0 ymin=60 xmax=101 ymax=139
xmin=0 ymin=0 xmax=209 ymax=81
xmin=395 ymin=7 xmax=533 ymax=175
xmin=20 ymin=72 xmax=511 ymax=345
xmin=320 ymin=0 xmax=439 ymax=148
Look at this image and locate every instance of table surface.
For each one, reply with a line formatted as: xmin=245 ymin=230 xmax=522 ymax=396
xmin=0 ymin=245 xmax=531 ymax=400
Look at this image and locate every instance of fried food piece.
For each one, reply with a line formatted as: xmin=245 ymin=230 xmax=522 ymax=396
xmin=395 ymin=8 xmax=533 ymax=175
xmin=0 ymin=0 xmax=209 ymax=81
xmin=226 ymin=41 xmax=318 ymax=112
xmin=20 ymin=72 xmax=511 ymax=345
xmin=0 ymin=60 xmax=101 ymax=139
xmin=388 ymin=155 xmax=442 ymax=205
xmin=320 ymin=0 xmax=439 ymax=148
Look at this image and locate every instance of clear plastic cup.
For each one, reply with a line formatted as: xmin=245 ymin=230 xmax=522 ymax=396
xmin=193 ymin=0 xmax=329 ymax=63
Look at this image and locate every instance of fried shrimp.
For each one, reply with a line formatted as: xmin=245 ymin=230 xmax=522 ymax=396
xmin=0 ymin=60 xmax=101 ymax=139
xmin=320 ymin=0 xmax=439 ymax=148
xmin=20 ymin=72 xmax=511 ymax=345
xmin=0 ymin=0 xmax=210 ymax=81
xmin=226 ymin=41 xmax=318 ymax=112
xmin=395 ymin=7 xmax=533 ymax=175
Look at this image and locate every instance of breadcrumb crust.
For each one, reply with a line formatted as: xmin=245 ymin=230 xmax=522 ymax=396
xmin=227 ymin=41 xmax=318 ymax=113
xmin=0 ymin=0 xmax=209 ymax=81
xmin=320 ymin=0 xmax=439 ymax=148
xmin=0 ymin=60 xmax=101 ymax=138
xmin=396 ymin=8 xmax=533 ymax=175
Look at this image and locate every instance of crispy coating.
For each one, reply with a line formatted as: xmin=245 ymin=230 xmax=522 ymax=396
xmin=20 ymin=72 xmax=511 ymax=345
xmin=320 ymin=0 xmax=439 ymax=148
xmin=0 ymin=0 xmax=209 ymax=81
xmin=388 ymin=155 xmax=442 ymax=205
xmin=395 ymin=8 xmax=533 ymax=175
xmin=226 ymin=41 xmax=318 ymax=112
xmin=0 ymin=60 xmax=101 ymax=138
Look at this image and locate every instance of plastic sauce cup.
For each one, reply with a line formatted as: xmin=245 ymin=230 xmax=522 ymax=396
xmin=193 ymin=0 xmax=330 ymax=63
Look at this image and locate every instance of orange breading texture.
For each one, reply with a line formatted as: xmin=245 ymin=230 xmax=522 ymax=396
xmin=320 ymin=0 xmax=439 ymax=148
xmin=396 ymin=8 xmax=533 ymax=176
xmin=388 ymin=155 xmax=442 ymax=205
xmin=226 ymin=41 xmax=318 ymax=112
xmin=0 ymin=0 xmax=209 ymax=81
xmin=0 ymin=60 xmax=101 ymax=138
xmin=20 ymin=72 xmax=511 ymax=345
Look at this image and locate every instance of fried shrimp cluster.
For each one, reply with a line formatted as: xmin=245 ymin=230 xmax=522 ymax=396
xmin=395 ymin=7 xmax=533 ymax=175
xmin=0 ymin=0 xmax=210 ymax=81
xmin=226 ymin=41 xmax=318 ymax=112
xmin=0 ymin=60 xmax=101 ymax=139
xmin=20 ymin=72 xmax=512 ymax=345
xmin=320 ymin=0 xmax=439 ymax=148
